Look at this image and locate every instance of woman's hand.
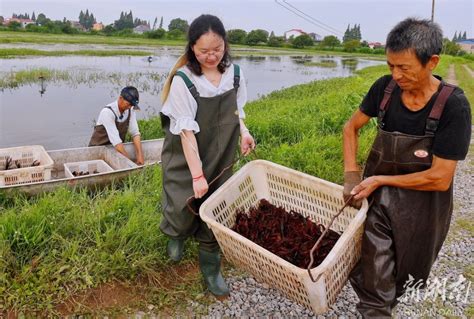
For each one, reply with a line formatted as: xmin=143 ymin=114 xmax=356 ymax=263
xmin=240 ymin=130 xmax=255 ymax=156
xmin=193 ymin=176 xmax=209 ymax=199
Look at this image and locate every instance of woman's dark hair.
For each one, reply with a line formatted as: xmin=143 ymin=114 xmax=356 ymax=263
xmin=386 ymin=18 xmax=443 ymax=66
xmin=185 ymin=14 xmax=231 ymax=75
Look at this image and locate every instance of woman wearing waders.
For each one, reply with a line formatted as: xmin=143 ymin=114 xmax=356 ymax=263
xmin=159 ymin=14 xmax=255 ymax=298
xmin=342 ymin=18 xmax=471 ymax=317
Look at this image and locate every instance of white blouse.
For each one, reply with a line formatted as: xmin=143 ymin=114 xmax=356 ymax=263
xmin=161 ymin=64 xmax=247 ymax=135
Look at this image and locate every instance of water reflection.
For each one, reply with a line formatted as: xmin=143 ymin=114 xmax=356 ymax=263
xmin=0 ymin=54 xmax=383 ymax=149
xmin=38 ymin=76 xmax=47 ymax=97
xmin=341 ymin=58 xmax=359 ymax=71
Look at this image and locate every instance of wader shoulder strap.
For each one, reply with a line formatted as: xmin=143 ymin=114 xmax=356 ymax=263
xmin=233 ymin=64 xmax=240 ymax=91
xmin=377 ymin=79 xmax=397 ymax=128
xmin=425 ymin=82 xmax=456 ymax=135
xmin=106 ymin=106 xmax=118 ymax=121
xmin=175 ymin=70 xmax=200 ymax=101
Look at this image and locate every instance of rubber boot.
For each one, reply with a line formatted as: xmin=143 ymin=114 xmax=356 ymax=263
xmin=198 ymin=249 xmax=230 ymax=298
xmin=166 ymin=238 xmax=184 ymax=262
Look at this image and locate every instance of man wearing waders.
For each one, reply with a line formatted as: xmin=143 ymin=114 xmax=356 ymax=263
xmin=159 ymin=15 xmax=255 ymax=298
xmin=342 ymin=18 xmax=471 ymax=317
xmin=89 ymin=86 xmax=144 ymax=165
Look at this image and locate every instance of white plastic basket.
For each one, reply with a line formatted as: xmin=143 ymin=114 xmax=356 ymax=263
xmin=64 ymin=159 xmax=113 ymax=178
xmin=200 ymin=160 xmax=368 ymax=314
xmin=0 ymin=145 xmax=54 ymax=186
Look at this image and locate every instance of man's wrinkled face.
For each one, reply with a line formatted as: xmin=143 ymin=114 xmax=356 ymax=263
xmin=386 ymin=49 xmax=438 ymax=91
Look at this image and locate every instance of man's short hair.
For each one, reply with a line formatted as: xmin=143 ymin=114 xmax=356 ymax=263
xmin=386 ymin=18 xmax=443 ymax=65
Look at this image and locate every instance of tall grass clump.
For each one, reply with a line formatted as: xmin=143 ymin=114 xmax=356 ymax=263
xmin=0 ymin=166 xmax=173 ymax=313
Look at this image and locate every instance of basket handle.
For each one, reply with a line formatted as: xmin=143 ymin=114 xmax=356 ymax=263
xmin=307 ymin=195 xmax=354 ymax=282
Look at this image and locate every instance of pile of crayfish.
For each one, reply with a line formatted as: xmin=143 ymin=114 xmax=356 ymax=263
xmin=1 ymin=156 xmax=40 ymax=170
xmin=232 ymin=199 xmax=340 ymax=269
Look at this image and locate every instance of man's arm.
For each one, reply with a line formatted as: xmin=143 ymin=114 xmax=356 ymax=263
xmin=343 ymin=110 xmax=372 ymax=171
xmin=132 ymin=134 xmax=144 ymax=165
xmin=114 ymin=143 xmax=130 ymax=159
xmin=352 ymin=156 xmax=457 ymax=200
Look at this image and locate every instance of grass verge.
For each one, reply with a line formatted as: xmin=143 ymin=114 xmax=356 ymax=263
xmin=0 ymin=48 xmax=152 ymax=58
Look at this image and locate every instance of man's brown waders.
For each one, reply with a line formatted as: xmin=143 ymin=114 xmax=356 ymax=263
xmin=350 ymin=79 xmax=456 ymax=317
xmin=89 ymin=107 xmax=131 ymax=146
xmin=160 ymin=65 xmax=241 ymax=253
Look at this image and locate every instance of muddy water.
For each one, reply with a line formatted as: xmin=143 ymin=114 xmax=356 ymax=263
xmin=0 ymin=53 xmax=382 ymax=149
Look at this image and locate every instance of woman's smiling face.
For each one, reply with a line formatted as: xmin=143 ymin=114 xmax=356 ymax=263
xmin=192 ymin=31 xmax=225 ymax=69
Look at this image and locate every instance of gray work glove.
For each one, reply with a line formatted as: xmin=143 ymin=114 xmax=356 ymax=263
xmin=343 ymin=171 xmax=363 ymax=209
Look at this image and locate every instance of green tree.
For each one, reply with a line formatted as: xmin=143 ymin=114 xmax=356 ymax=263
xmin=168 ymin=18 xmax=188 ymax=33
xmin=462 ymin=31 xmax=467 ymax=40
xmin=114 ymin=11 xmax=134 ymax=30
xmin=145 ymin=28 xmax=166 ymax=39
xmin=443 ymin=38 xmax=462 ymax=55
xmin=167 ymin=29 xmax=185 ymax=39
xmin=292 ymin=34 xmax=314 ymax=48
xmin=103 ymin=24 xmax=115 ymax=35
xmin=0 ymin=16 xmax=4 ymax=25
xmin=36 ymin=13 xmax=49 ymax=26
xmin=452 ymin=31 xmax=458 ymax=42
xmin=31 ymin=12 xmax=36 ymax=21
xmin=159 ymin=16 xmax=163 ymax=29
xmin=246 ymin=29 xmax=269 ymax=45
xmin=321 ymin=35 xmax=340 ymax=48
xmin=268 ymin=35 xmax=284 ymax=47
xmin=343 ymin=24 xmax=362 ymax=43
xmin=343 ymin=39 xmax=360 ymax=52
xmin=8 ymin=21 xmax=22 ymax=31
xmin=227 ymin=29 xmax=247 ymax=44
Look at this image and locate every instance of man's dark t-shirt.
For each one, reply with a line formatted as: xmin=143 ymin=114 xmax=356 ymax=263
xmin=360 ymin=75 xmax=471 ymax=161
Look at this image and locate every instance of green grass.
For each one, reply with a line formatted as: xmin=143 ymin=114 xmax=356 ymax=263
xmin=243 ymin=64 xmax=385 ymax=183
xmin=0 ymin=48 xmax=152 ymax=58
xmin=0 ymin=31 xmax=185 ymax=47
xmin=0 ymin=68 xmax=71 ymax=88
xmin=0 ymin=67 xmax=166 ymax=91
xmin=304 ymin=60 xmax=338 ymax=68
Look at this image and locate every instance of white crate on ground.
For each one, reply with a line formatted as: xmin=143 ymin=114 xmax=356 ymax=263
xmin=64 ymin=159 xmax=113 ymax=178
xmin=0 ymin=145 xmax=54 ymax=186
xmin=200 ymin=160 xmax=368 ymax=314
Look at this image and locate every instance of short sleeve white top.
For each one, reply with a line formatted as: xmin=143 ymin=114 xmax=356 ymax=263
xmin=161 ymin=64 xmax=247 ymax=135
xmin=96 ymin=101 xmax=140 ymax=146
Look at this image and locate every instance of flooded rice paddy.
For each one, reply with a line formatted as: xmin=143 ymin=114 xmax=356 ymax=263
xmin=0 ymin=48 xmax=383 ymax=149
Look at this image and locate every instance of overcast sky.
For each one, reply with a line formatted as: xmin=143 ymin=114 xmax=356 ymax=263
xmin=1 ymin=0 xmax=472 ymax=42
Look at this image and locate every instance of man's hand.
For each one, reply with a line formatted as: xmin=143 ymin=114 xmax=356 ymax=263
xmin=136 ymin=153 xmax=144 ymax=165
xmin=240 ymin=131 xmax=256 ymax=156
xmin=193 ymin=176 xmax=208 ymax=199
xmin=343 ymin=171 xmax=363 ymax=208
xmin=351 ymin=176 xmax=380 ymax=200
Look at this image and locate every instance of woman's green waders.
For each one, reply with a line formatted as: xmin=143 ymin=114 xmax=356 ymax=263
xmin=160 ymin=65 xmax=240 ymax=252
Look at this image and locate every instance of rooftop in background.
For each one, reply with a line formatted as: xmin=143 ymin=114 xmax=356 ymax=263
xmin=456 ymin=39 xmax=474 ymax=44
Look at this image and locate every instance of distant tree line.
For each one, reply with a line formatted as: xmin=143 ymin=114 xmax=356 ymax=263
xmin=1 ymin=14 xmax=471 ymax=58
xmin=12 ymin=13 xmax=33 ymax=20
xmin=78 ymin=10 xmax=96 ymax=30
xmin=452 ymin=31 xmax=468 ymax=42
xmin=343 ymin=24 xmax=361 ymax=43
